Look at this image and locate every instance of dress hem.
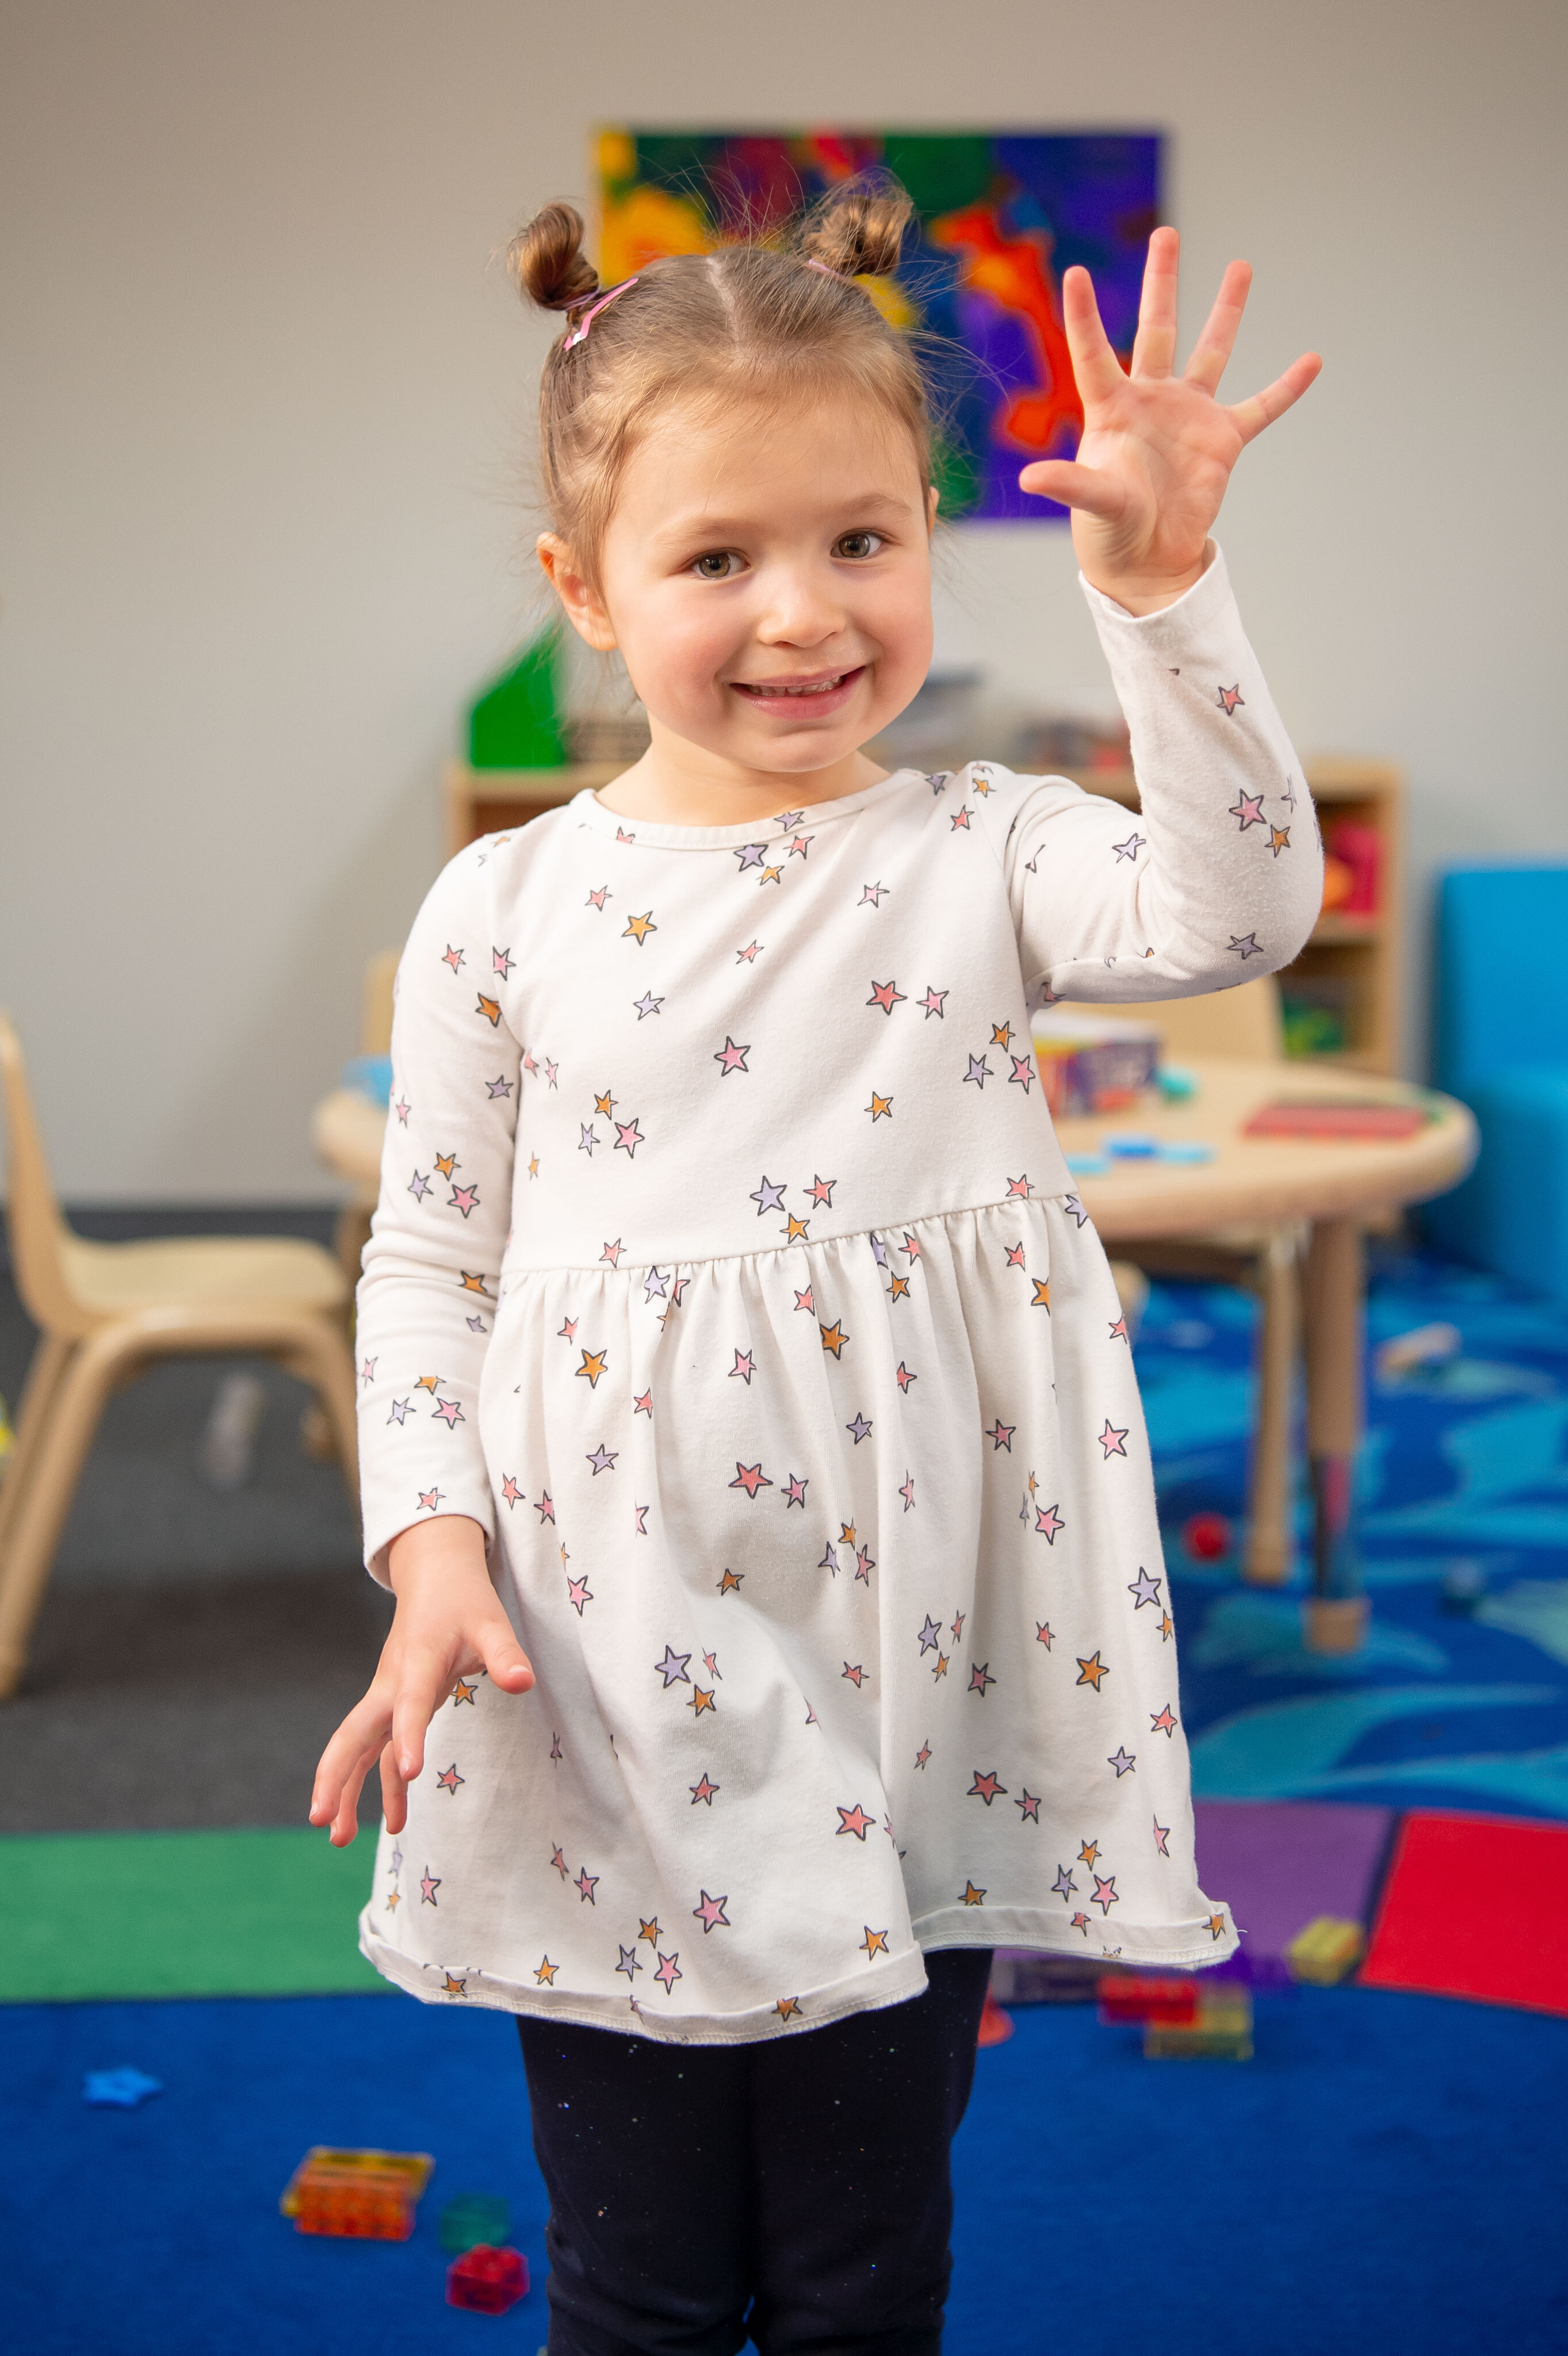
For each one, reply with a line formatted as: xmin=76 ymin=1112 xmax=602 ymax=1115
xmin=359 ymin=1910 xmax=931 ymax=2043
xmin=911 ymin=1900 xmax=1238 ymax=1969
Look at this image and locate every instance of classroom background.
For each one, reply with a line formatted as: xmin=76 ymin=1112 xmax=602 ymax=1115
xmin=2 ymin=2 xmax=1567 ymax=2350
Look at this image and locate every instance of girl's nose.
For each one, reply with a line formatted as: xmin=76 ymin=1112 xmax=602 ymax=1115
xmin=755 ymin=566 xmax=847 ymax=649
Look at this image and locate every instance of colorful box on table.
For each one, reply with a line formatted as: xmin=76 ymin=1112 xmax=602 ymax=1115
xmin=1031 ymin=1011 xmax=1160 ymax=1118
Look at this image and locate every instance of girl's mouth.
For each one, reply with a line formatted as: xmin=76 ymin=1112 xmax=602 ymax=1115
xmin=730 ymin=667 xmax=865 ymax=717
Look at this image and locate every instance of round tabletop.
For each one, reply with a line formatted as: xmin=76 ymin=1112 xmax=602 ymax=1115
xmin=312 ymin=1058 xmax=1478 ymax=1244
xmin=1057 ymin=1056 xmax=1476 ymax=1242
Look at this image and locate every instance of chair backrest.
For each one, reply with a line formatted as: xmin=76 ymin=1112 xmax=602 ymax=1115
xmin=0 ymin=1012 xmax=82 ymax=1333
xmin=361 ymin=951 xmax=399 ymax=1056
xmin=1049 ymin=973 xmax=1285 ymax=1061
xmin=1437 ymin=867 xmax=1568 ymax=1093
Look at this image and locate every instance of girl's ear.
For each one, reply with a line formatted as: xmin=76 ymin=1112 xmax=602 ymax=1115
xmin=537 ymin=533 xmax=618 ymax=652
xmin=927 ymin=484 xmax=940 ymax=532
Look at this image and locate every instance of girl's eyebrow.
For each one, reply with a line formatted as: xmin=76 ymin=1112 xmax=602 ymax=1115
xmin=653 ymin=489 xmax=915 ymax=544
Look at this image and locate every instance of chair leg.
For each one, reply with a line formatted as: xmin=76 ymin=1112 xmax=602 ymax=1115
xmin=0 ymin=1325 xmax=140 ymax=1700
xmin=0 ymin=1332 xmax=77 ymax=1560
xmin=1245 ymin=1230 xmax=1301 ymax=1586
xmin=279 ymin=1320 xmax=360 ymax=1504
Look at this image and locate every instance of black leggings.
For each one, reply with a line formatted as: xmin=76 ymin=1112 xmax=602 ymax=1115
xmin=517 ymin=1948 xmax=993 ymax=2356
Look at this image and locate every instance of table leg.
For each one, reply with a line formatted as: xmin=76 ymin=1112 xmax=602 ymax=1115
xmin=1301 ymin=1215 xmax=1368 ymax=1654
xmin=1244 ymin=1229 xmax=1299 ymax=1586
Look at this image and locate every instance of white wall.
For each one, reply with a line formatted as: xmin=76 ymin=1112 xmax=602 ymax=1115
xmin=2 ymin=0 xmax=1565 ymax=1200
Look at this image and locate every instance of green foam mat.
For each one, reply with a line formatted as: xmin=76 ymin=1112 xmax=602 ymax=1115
xmin=0 ymin=1827 xmax=391 ymax=2002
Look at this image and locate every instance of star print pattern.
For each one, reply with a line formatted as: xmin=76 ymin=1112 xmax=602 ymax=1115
xmin=351 ymin=553 xmax=1304 ymax=2040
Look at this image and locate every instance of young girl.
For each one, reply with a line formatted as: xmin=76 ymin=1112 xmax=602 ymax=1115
xmin=313 ymin=184 xmax=1321 ymax=2351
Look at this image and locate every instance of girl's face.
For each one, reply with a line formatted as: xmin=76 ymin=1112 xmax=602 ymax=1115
xmin=547 ymin=388 xmax=936 ymax=794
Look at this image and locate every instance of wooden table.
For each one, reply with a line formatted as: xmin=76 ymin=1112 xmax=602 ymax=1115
xmin=313 ymin=1056 xmax=1475 ymax=1654
xmin=1057 ymin=1057 xmax=1475 ymax=1651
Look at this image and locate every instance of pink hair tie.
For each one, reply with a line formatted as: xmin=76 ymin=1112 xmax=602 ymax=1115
xmin=563 ymin=275 xmax=639 ymax=350
xmin=802 ymin=257 xmax=850 ymax=282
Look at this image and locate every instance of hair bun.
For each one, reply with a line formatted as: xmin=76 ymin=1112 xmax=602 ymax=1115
xmin=508 ymin=201 xmax=601 ymax=313
xmin=798 ymin=181 xmax=913 ymax=280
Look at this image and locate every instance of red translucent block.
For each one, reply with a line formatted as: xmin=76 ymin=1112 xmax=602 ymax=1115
xmin=1095 ymin=1975 xmax=1199 ymax=2026
xmin=447 ymin=2244 xmax=529 ymax=2315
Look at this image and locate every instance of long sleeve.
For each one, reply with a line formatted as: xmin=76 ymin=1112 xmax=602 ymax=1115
xmin=986 ymin=546 xmax=1322 ymax=1004
xmin=354 ymin=841 xmax=521 ymax=1580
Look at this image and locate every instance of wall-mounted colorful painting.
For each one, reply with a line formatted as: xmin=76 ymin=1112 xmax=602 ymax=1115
xmin=595 ymin=129 xmax=1162 ymax=521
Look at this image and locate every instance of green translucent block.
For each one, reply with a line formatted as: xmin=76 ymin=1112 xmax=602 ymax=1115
xmin=468 ymin=627 xmax=567 ymax=770
xmin=440 ymin=2192 xmax=513 ymax=2254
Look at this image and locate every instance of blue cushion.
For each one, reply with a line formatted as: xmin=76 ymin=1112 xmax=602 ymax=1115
xmin=1424 ymin=1066 xmax=1568 ymax=1301
xmin=1437 ymin=868 xmax=1568 ymax=1093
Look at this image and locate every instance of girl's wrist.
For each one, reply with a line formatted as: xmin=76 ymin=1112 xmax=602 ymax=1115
xmin=1083 ymin=542 xmax=1213 ymax=617
xmin=388 ymin=1514 xmax=491 ymax=1594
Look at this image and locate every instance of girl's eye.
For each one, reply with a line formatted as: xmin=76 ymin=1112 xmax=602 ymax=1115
xmin=835 ymin=531 xmax=885 ymax=561
xmin=691 ymin=550 xmax=743 ymax=580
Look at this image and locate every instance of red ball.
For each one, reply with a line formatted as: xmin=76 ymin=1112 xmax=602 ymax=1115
xmin=1182 ymin=1511 xmax=1231 ymax=1563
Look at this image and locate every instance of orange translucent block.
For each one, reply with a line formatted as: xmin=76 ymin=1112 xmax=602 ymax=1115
xmin=1095 ymin=1974 xmax=1199 ymax=2026
xmin=279 ymin=2147 xmax=434 ymax=2242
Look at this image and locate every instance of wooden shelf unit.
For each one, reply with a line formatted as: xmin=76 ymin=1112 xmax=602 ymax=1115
xmin=444 ymin=755 xmax=1405 ymax=1076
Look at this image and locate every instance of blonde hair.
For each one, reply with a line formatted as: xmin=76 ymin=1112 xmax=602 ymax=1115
xmin=508 ymin=183 xmax=930 ymax=586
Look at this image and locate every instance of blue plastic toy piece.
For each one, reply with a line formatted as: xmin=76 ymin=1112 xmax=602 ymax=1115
xmin=341 ymin=1053 xmax=393 ymax=1109
xmin=1066 ymin=1153 xmax=1109 ymax=1176
xmin=1158 ymin=1140 xmax=1214 ymax=1164
xmin=1425 ymin=867 xmax=1568 ymax=1301
xmin=1106 ymin=1134 xmax=1159 ymax=1160
xmin=1157 ymin=1066 xmax=1198 ymax=1101
xmin=83 ymin=2067 xmax=163 ymax=2109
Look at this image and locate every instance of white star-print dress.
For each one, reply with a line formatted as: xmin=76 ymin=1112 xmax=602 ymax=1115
xmin=354 ymin=552 xmax=1322 ymax=2041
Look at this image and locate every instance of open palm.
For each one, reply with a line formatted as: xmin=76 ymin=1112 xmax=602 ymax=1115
xmin=1019 ymin=227 xmax=1321 ymax=611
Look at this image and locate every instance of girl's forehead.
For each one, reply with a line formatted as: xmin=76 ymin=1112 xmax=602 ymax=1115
xmin=621 ymin=389 xmax=924 ymax=520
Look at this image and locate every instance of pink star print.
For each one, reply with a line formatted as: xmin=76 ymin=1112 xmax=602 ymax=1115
xmin=449 ymin=1184 xmax=479 ymax=1216
xmin=1005 ymin=1243 xmax=1026 ymax=1268
xmin=1008 ymin=1055 xmax=1035 ymax=1092
xmin=730 ymin=1349 xmax=755 ymax=1383
xmin=534 ymin=1491 xmax=555 ymax=1523
xmin=586 ymin=886 xmax=609 ymax=909
xmin=550 ymin=1845 xmax=567 ymax=1876
xmin=1036 ymin=1622 xmax=1054 ymax=1649
xmin=785 ymin=1474 xmax=809 ymax=1507
xmin=1217 ymin=683 xmax=1245 ymax=716
xmin=1016 ymin=1789 xmax=1041 ymax=1822
xmin=690 ymin=1773 xmax=719 ymax=1806
xmin=633 ymin=1504 xmax=649 ymax=1535
xmin=809 ymin=1175 xmax=836 ymax=1206
xmin=1092 ymin=1874 xmax=1119 ymax=1914
xmin=896 ymin=1362 xmax=916 ymax=1393
xmin=492 ymin=946 xmax=514 ymax=976
xmin=693 ymin=1891 xmax=730 ymax=1933
xmin=393 ymin=1098 xmax=410 ymax=1125
xmin=729 ymin=1462 xmax=773 ymax=1498
xmin=714 ymin=1037 xmax=751 ymax=1076
xmin=1230 ymin=790 xmax=1265 ymax=828
xmin=1109 ymin=1315 xmax=1129 ymax=1343
xmin=576 ymin=1867 xmax=598 ymax=1903
xmin=501 ymin=1475 xmax=521 ymax=1508
xmin=1035 ymin=1502 xmax=1065 ymax=1542
xmin=900 ymin=1474 xmax=916 ymax=1510
xmin=1150 ymin=1704 xmax=1178 ymax=1736
xmin=433 ymin=1397 xmax=465 ymax=1428
xmin=1007 ymin=1174 xmax=1029 ymax=1198
xmin=655 ymin=1950 xmax=682 ymax=1992
xmin=987 ymin=1419 xmax=1015 ymax=1450
xmin=1099 ymin=1421 xmax=1130 ymax=1459
xmin=968 ymin=1769 xmax=1007 ymax=1806
xmin=837 ymin=1803 xmax=874 ymax=1839
xmin=950 ymin=805 xmax=972 ymax=830
xmin=860 ymin=882 xmax=888 ymax=906
xmin=614 ymin=1118 xmax=645 ymax=1156
xmin=921 ymin=986 xmax=948 ymax=1018
xmin=1153 ymin=1820 xmax=1171 ymax=1855
xmin=842 ymin=1662 xmax=866 ymax=1688
xmin=420 ymin=1868 xmax=441 ymax=1903
xmin=602 ymin=1238 xmax=623 ymax=1266
xmin=794 ymin=1287 xmax=815 ymax=1315
xmin=634 ymin=1390 xmax=653 ymax=1416
xmin=867 ymin=978 xmax=906 ymax=1015
xmin=567 ymin=1575 xmax=592 ymax=1614
xmin=736 ymin=939 xmax=762 ymax=962
xmin=417 ymin=1487 xmax=443 ymax=1512
xmin=558 ymin=1317 xmax=577 ymax=1342
xmin=441 ymin=945 xmax=464 ymax=972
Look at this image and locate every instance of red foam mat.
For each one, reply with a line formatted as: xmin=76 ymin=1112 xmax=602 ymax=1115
xmin=1361 ymin=1811 xmax=1568 ymax=2017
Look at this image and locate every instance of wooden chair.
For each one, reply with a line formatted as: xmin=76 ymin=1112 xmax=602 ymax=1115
xmin=1061 ymin=977 xmax=1303 ymax=1585
xmin=0 ymin=1012 xmax=360 ymax=1699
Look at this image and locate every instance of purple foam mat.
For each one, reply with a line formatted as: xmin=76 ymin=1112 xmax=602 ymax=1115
xmin=1195 ymin=1800 xmax=1395 ymax=1962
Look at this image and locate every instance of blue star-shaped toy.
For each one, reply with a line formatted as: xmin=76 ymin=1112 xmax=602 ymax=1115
xmin=83 ymin=2067 xmax=163 ymax=2109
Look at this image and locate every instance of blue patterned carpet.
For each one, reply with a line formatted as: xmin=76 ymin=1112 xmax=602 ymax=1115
xmin=1145 ymin=1248 xmax=1568 ymax=1820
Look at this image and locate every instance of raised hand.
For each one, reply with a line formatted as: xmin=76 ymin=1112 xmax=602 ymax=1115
xmin=309 ymin=1516 xmax=533 ymax=1846
xmin=1019 ymin=226 xmax=1321 ymax=614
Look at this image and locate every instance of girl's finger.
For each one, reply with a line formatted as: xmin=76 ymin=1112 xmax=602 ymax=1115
xmin=1018 ymin=459 xmax=1129 ymax=522
xmin=378 ymin=1738 xmax=410 ymax=1837
xmin=389 ymin=1654 xmax=454 ymax=1786
xmin=479 ymin=1617 xmax=536 ymax=1693
xmin=1058 ymin=265 xmax=1126 ymax=407
xmin=1129 ymin=225 xmax=1180 ymax=380
xmin=1183 ymin=261 xmax=1254 ymax=394
xmin=1226 ymin=350 xmax=1323 ymax=444
xmin=310 ymin=1690 xmax=394 ymax=1824
xmin=328 ymin=1742 xmax=381 ymax=1846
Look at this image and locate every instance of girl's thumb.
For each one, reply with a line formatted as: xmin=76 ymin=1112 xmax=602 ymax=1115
xmin=482 ymin=1621 xmax=534 ymax=1692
